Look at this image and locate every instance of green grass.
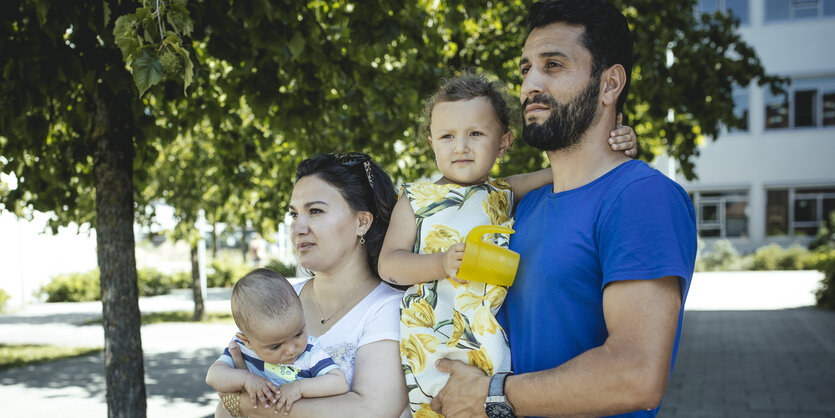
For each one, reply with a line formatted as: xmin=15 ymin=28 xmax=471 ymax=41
xmin=85 ymin=310 xmax=234 ymax=325
xmin=140 ymin=311 xmax=234 ymax=324
xmin=0 ymin=344 xmax=102 ymax=371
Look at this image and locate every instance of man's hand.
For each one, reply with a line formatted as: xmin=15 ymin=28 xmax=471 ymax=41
xmin=430 ymin=359 xmax=491 ymax=417
xmin=228 ymin=340 xmax=247 ymax=370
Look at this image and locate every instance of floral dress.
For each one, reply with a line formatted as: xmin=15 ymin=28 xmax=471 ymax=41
xmin=399 ymin=178 xmax=514 ymax=416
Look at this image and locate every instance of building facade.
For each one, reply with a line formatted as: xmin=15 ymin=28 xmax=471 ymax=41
xmin=677 ymin=0 xmax=835 ymax=253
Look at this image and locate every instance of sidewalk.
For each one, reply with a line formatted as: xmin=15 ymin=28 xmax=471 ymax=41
xmin=0 ymin=288 xmax=236 ymax=418
xmin=1 ymin=272 xmax=833 ymax=417
xmin=664 ymin=271 xmax=835 ymax=418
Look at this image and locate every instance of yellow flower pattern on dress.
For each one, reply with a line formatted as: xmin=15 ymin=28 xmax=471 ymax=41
xmin=408 ymin=181 xmax=454 ymax=209
xmin=454 ymin=285 xmax=486 ymax=313
xmin=483 ymin=188 xmax=511 ymax=226
xmin=414 ymin=403 xmax=443 ymax=418
xmin=471 ymin=306 xmax=500 ymax=335
xmin=402 ymin=298 xmax=436 ymax=329
xmin=485 ymin=285 xmax=507 ymax=311
xmin=468 ymin=346 xmax=495 ymax=375
xmin=416 ymin=334 xmax=442 ymax=354
xmin=399 ymin=179 xmax=514 ymax=415
xmin=446 ymin=309 xmax=466 ymax=347
xmin=423 ymin=225 xmax=461 ymax=254
xmin=401 ymin=334 xmax=427 ymax=374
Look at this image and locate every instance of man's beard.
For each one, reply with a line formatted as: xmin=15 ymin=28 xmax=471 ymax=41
xmin=522 ymin=78 xmax=601 ymax=152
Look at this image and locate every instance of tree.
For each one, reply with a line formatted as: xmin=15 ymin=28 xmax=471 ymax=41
xmin=1 ymin=1 xmax=149 ymax=416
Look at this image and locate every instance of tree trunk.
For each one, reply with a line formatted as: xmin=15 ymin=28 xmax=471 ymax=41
xmin=191 ymin=243 xmax=206 ymax=321
xmin=93 ymin=85 xmax=146 ymax=418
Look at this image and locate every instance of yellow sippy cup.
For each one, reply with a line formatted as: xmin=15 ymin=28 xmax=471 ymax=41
xmin=456 ymin=225 xmax=520 ymax=287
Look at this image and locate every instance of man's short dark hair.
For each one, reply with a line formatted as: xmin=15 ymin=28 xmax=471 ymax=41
xmin=527 ymin=0 xmax=633 ymax=113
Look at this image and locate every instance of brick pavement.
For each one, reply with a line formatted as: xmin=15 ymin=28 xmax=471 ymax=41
xmin=662 ymin=308 xmax=835 ymax=417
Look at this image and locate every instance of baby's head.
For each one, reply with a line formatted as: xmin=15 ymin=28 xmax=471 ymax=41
xmin=231 ymin=268 xmax=308 ymax=365
xmin=421 ymin=72 xmax=517 ymax=186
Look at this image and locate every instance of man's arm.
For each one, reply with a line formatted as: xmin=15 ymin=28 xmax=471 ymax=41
xmin=431 ymin=276 xmax=682 ymax=417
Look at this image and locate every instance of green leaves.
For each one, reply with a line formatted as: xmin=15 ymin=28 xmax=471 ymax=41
xmin=112 ymin=2 xmax=195 ymax=97
xmin=132 ymin=49 xmax=165 ymax=97
xmin=114 ymin=14 xmax=141 ymax=61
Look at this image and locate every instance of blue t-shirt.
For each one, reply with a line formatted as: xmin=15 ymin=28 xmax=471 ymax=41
xmin=497 ymin=160 xmax=696 ymax=418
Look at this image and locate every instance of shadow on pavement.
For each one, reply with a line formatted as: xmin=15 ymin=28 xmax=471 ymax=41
xmin=0 ymin=347 xmax=221 ymax=407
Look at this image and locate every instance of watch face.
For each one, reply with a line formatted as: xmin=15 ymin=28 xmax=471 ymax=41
xmin=485 ymin=403 xmax=515 ymax=418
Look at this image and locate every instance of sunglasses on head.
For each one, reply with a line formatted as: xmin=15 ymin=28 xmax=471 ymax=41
xmin=326 ymin=152 xmax=378 ymax=212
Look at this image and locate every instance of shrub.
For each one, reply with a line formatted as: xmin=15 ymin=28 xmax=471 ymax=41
xmin=168 ymin=271 xmax=192 ymax=289
xmin=0 ymin=289 xmax=10 ymax=312
xmin=208 ymin=254 xmax=250 ymax=288
xmin=38 ymin=271 xmax=101 ymax=302
xmin=137 ymin=268 xmax=192 ymax=296
xmin=751 ymin=244 xmax=812 ymax=271
xmin=810 ymin=250 xmax=835 ymax=310
xmin=699 ymin=240 xmax=740 ymax=271
xmin=39 ymin=269 xmax=192 ymax=302
xmin=264 ymin=259 xmax=298 ymax=278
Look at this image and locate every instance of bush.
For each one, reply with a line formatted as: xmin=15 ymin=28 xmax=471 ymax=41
xmin=39 ymin=269 xmax=192 ymax=302
xmin=207 ymin=254 xmax=250 ymax=288
xmin=811 ymin=250 xmax=835 ymax=310
xmin=38 ymin=271 xmax=101 ymax=302
xmin=751 ymin=244 xmax=812 ymax=271
xmin=137 ymin=268 xmax=191 ymax=296
xmin=264 ymin=259 xmax=298 ymax=278
xmin=698 ymin=240 xmax=740 ymax=271
xmin=0 ymin=289 xmax=10 ymax=312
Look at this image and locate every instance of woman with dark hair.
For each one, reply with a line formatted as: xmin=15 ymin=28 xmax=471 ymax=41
xmin=217 ymin=153 xmax=407 ymax=417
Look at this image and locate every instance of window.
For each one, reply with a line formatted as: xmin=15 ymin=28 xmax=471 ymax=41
xmin=765 ymin=90 xmax=789 ymax=129
xmin=766 ymin=187 xmax=835 ymax=236
xmin=730 ymin=86 xmax=749 ymax=132
xmin=699 ymin=0 xmax=749 ymax=24
xmin=691 ymin=190 xmax=749 ymax=238
xmin=765 ymin=77 xmax=835 ymax=130
xmin=766 ymin=0 xmax=835 ymax=21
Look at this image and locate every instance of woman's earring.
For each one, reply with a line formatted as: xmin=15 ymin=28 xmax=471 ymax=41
xmin=359 ymin=235 xmax=366 ymax=245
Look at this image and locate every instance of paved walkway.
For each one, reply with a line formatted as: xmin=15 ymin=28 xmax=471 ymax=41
xmin=1 ymin=272 xmax=833 ymax=417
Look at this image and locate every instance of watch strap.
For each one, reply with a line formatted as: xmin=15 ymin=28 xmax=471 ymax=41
xmin=488 ymin=372 xmax=512 ymax=396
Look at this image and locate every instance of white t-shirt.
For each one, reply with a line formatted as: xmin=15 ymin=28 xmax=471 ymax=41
xmin=294 ymin=279 xmax=402 ymax=386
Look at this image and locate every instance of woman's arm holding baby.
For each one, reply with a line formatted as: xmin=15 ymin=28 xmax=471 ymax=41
xmin=231 ymin=340 xmax=407 ymax=418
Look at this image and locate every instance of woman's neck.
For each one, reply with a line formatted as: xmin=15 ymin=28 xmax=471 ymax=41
xmin=308 ymin=257 xmax=378 ymax=318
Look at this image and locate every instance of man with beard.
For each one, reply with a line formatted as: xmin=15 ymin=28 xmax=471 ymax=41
xmin=430 ymin=1 xmax=697 ymax=417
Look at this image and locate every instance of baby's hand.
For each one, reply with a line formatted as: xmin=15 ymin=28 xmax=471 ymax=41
xmin=609 ymin=113 xmax=638 ymax=157
xmin=443 ymin=243 xmax=467 ymax=283
xmin=242 ymin=374 xmax=279 ymax=409
xmin=275 ymin=380 xmax=304 ymax=415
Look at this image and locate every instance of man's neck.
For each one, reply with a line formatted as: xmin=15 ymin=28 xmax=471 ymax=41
xmin=546 ymin=118 xmax=631 ymax=194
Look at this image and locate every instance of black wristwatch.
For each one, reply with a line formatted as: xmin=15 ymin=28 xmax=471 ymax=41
xmin=484 ymin=372 xmax=515 ymax=418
